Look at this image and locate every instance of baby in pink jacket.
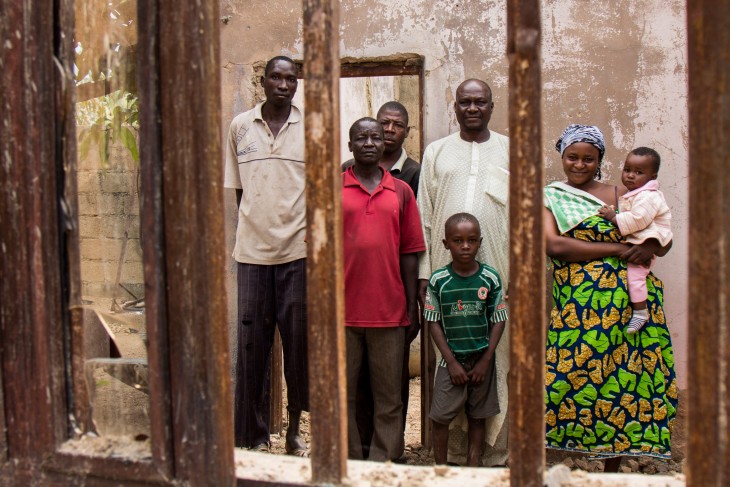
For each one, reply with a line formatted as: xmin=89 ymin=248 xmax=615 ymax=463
xmin=598 ymin=147 xmax=672 ymax=334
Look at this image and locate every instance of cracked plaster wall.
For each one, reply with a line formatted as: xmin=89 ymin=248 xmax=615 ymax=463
xmin=220 ymin=0 xmax=689 ymax=388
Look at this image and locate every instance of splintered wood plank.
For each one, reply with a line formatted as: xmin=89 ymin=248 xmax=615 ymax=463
xmin=687 ymin=1 xmax=730 ymax=485
xmin=507 ymin=1 xmax=545 ymax=486
xmin=137 ymin=0 xmax=174 ymax=474
xmin=0 ymin=0 xmax=67 ymax=462
xmin=420 ymin=323 xmax=435 ymax=448
xmin=270 ymin=331 xmax=284 ymax=435
xmin=156 ymin=0 xmax=234 ymax=484
xmin=302 ymin=0 xmax=347 ymax=483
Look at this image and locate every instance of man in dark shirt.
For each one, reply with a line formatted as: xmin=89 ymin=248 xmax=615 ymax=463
xmin=342 ymin=101 xmax=420 ymax=197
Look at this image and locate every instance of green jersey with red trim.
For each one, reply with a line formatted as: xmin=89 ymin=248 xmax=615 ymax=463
xmin=424 ymin=262 xmax=508 ymax=363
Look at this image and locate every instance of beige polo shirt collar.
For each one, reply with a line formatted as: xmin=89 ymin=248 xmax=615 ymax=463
xmin=253 ymin=101 xmax=303 ymax=125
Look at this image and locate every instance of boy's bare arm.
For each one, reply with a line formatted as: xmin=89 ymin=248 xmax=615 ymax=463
xmin=417 ymin=279 xmax=429 ymax=312
xmin=468 ymin=321 xmax=505 ymax=384
xmin=428 ymin=320 xmax=468 ymax=385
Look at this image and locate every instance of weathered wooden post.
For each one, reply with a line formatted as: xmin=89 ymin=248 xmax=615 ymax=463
xmin=507 ymin=1 xmax=545 ymax=486
xmin=687 ymin=1 xmax=730 ymax=485
xmin=302 ymin=0 xmax=348 ymax=483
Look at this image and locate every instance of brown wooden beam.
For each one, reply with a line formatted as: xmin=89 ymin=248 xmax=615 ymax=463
xmin=507 ymin=1 xmax=545 ymax=486
xmin=302 ymin=0 xmax=348 ymax=483
xmin=137 ymin=0 xmax=175 ymax=475
xmin=0 ymin=356 xmax=4 ymax=463
xmin=0 ymin=0 xmax=67 ymax=466
xmin=270 ymin=331 xmax=284 ymax=435
xmin=290 ymin=56 xmax=423 ymax=80
xmin=57 ymin=0 xmax=95 ymax=440
xmin=419 ymin=324 xmax=435 ymax=448
xmin=339 ymin=58 xmax=422 ymax=78
xmin=417 ymin=64 xmax=432 ymax=448
xmin=687 ymin=1 xmax=730 ymax=485
xmin=155 ymin=1 xmax=234 ymax=484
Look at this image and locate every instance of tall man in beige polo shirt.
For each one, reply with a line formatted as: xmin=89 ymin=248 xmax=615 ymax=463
xmin=224 ymin=56 xmax=309 ymax=455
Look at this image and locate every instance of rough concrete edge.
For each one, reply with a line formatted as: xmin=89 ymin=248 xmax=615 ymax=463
xmin=234 ymin=450 xmax=685 ymax=486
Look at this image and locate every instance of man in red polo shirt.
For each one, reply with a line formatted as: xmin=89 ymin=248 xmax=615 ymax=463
xmin=342 ymin=117 xmax=426 ymax=462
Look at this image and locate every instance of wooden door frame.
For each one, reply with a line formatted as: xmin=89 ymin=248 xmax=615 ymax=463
xmin=686 ymin=1 xmax=730 ymax=485
xmin=0 ymin=3 xmax=68 ymax=483
xmin=2 ymin=0 xmax=729 ymax=485
xmin=1 ymin=0 xmax=233 ymax=484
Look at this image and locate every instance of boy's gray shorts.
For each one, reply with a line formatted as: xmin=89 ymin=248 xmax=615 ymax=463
xmin=429 ymin=356 xmax=500 ymax=425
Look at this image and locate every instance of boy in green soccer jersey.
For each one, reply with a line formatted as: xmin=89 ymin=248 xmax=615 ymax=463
xmin=424 ymin=212 xmax=508 ymax=467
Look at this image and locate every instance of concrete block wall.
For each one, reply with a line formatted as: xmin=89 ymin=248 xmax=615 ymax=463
xmin=76 ymin=132 xmax=144 ymax=300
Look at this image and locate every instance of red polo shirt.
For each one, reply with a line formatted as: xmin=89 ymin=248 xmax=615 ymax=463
xmin=342 ymin=167 xmax=426 ymax=327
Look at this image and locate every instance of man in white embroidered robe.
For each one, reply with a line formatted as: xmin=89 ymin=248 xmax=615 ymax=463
xmin=417 ymin=79 xmax=510 ymax=466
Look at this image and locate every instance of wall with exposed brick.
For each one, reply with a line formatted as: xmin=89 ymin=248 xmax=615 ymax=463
xmin=219 ymin=0 xmax=689 ymax=393
xmin=76 ymin=136 xmax=144 ymax=300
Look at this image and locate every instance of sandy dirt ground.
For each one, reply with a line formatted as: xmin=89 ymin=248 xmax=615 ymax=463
xmin=267 ymin=378 xmax=428 ymax=462
xmin=266 ymin=377 xmax=683 ymax=475
xmin=86 ymin=302 xmax=683 ymax=477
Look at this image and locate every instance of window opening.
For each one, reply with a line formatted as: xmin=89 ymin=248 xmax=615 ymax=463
xmin=233 ymin=61 xmax=427 ymax=461
xmin=71 ymin=0 xmax=150 ymax=447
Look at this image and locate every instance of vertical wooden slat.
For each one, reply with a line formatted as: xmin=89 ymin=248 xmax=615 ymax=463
xmin=156 ymin=1 xmax=234 ymax=484
xmin=302 ymin=0 xmax=347 ymax=483
xmin=137 ymin=0 xmax=174 ymax=475
xmin=58 ymin=0 xmax=93 ymax=437
xmin=507 ymin=1 xmax=544 ymax=486
xmin=418 ymin=67 xmax=434 ymax=449
xmin=687 ymin=1 xmax=730 ymax=485
xmin=420 ymin=320 xmax=435 ymax=448
xmin=270 ymin=331 xmax=284 ymax=435
xmin=0 ymin=360 xmax=4 ymax=463
xmin=0 ymin=0 xmax=67 ymax=465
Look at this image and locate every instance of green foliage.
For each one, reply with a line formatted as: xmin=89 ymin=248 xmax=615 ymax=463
xmin=77 ymin=90 xmax=139 ymax=166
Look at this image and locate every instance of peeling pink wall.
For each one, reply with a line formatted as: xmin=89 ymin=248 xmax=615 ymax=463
xmin=220 ymin=0 xmax=689 ymax=387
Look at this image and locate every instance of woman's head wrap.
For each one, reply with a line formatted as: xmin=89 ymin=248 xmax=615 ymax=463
xmin=555 ymin=124 xmax=606 ymax=161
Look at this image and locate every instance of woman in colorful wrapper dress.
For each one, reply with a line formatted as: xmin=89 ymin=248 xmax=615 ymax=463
xmin=543 ymin=124 xmax=677 ymax=470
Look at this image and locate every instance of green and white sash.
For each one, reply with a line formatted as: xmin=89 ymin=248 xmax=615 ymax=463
xmin=543 ymin=181 xmax=604 ymax=234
